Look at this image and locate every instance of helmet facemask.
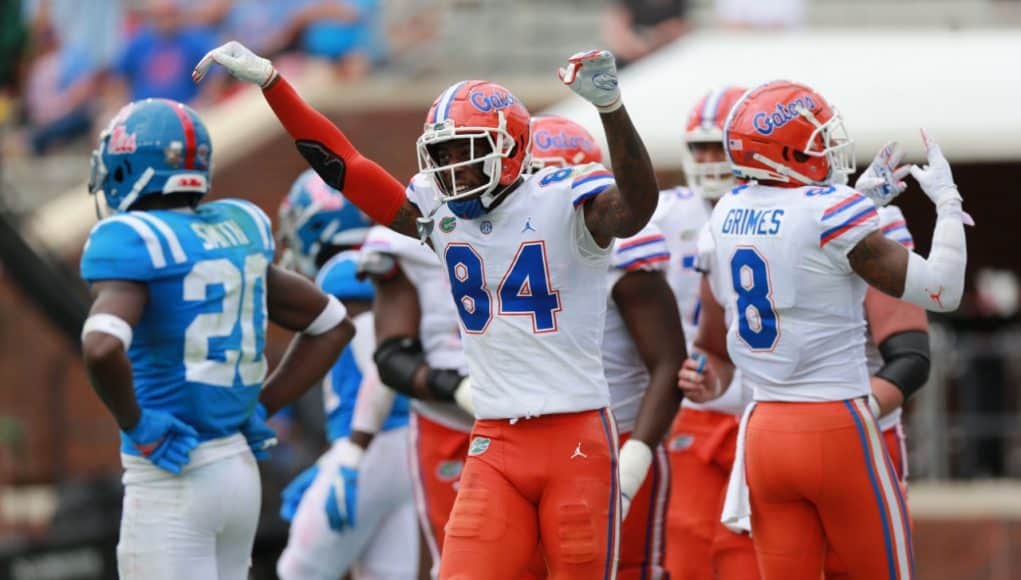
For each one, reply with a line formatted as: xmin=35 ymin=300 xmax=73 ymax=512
xmin=416 ymin=114 xmax=517 ymax=205
xmin=799 ymin=106 xmax=855 ymax=183
xmin=681 ymin=133 xmax=735 ymax=199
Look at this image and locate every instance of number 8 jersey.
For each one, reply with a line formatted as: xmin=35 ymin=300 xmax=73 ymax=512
xmin=406 ymin=164 xmax=614 ymax=420
xmin=80 ymin=199 xmax=275 ymax=454
xmin=702 ymin=183 xmax=880 ymax=402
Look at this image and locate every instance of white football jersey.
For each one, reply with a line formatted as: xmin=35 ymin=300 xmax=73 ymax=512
xmin=867 ymin=205 xmax=915 ymax=432
xmin=602 ymin=222 xmax=671 ymax=433
xmin=406 ymin=164 xmax=614 ymax=420
xmin=704 ymin=182 xmax=880 ymax=402
xmin=361 ymin=226 xmax=474 ymax=432
xmin=655 ymin=187 xmax=751 ymax=415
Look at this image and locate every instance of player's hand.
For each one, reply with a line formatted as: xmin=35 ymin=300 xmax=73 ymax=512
xmin=558 ymin=50 xmax=622 ymax=113
xmin=241 ymin=403 xmax=278 ymax=460
xmin=324 ymin=439 xmax=364 ymax=532
xmin=280 ymin=464 xmax=319 ymax=523
xmin=909 ymin=130 xmax=961 ymax=210
xmin=855 ymin=141 xmax=910 ymax=207
xmin=124 ymin=409 xmax=199 ymax=474
xmin=193 ymin=40 xmax=277 ymax=88
xmin=677 ymin=353 xmax=722 ymax=403
xmin=453 ymin=376 xmax=474 ymax=415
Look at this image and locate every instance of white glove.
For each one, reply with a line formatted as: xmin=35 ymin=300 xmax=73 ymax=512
xmin=909 ymin=130 xmax=961 ymax=210
xmin=618 ymin=439 xmax=652 ymax=520
xmin=855 ymin=141 xmax=910 ymax=207
xmin=558 ymin=50 xmax=622 ymax=113
xmin=192 ymin=40 xmax=277 ymax=88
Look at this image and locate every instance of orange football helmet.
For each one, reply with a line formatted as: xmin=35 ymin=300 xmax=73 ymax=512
xmin=416 ymin=80 xmax=531 ymax=205
xmin=680 ymin=86 xmax=746 ymax=198
xmin=723 ymin=80 xmax=854 ymax=186
xmin=528 ymin=115 xmax=603 ymax=172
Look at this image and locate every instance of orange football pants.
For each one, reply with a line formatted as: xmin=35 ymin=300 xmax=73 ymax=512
xmin=410 ymin=412 xmax=471 ymax=575
xmin=824 ymin=423 xmax=911 ymax=579
xmin=438 ymin=408 xmax=620 ymax=580
xmin=665 ymin=407 xmax=759 ymax=580
xmin=617 ymin=432 xmax=670 ymax=580
xmin=746 ymin=400 xmax=914 ymax=580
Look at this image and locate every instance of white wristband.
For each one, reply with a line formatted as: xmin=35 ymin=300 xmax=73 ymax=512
xmin=304 ymin=295 xmax=348 ymax=335
xmin=82 ymin=313 xmax=133 ymax=350
xmin=619 ymin=439 xmax=653 ymax=500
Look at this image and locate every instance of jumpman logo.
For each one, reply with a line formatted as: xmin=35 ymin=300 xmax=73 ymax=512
xmin=927 ymin=286 xmax=945 ymax=309
xmin=570 ymin=442 xmax=587 ymax=460
xmin=522 ymin=217 xmax=536 ymax=233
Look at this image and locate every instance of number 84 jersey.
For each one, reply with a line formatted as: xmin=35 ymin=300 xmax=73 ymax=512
xmin=702 ymin=183 xmax=880 ymax=403
xmin=80 ymin=199 xmax=275 ymax=454
xmin=406 ymin=164 xmax=614 ymax=421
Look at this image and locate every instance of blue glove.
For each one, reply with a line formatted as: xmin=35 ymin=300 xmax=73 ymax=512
xmin=280 ymin=465 xmax=319 ymax=523
xmin=324 ymin=439 xmax=365 ymax=532
xmin=325 ymin=465 xmax=360 ymax=532
xmin=124 ymin=409 xmax=199 ymax=474
xmin=241 ymin=403 xmax=278 ymax=460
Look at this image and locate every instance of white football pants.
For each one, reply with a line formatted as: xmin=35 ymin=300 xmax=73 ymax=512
xmin=117 ymin=434 xmax=260 ymax=580
xmin=277 ymin=426 xmax=418 ymax=580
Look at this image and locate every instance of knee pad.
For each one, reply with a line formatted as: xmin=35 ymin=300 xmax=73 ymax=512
xmin=445 ymin=474 xmax=506 ymax=542
xmin=553 ymin=501 xmax=598 ymax=565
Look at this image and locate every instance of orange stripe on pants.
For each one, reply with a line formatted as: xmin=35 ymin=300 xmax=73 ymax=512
xmin=665 ymin=407 xmax=759 ymax=580
xmin=439 ymin=409 xmax=620 ymax=580
xmin=746 ymin=401 xmax=914 ymax=580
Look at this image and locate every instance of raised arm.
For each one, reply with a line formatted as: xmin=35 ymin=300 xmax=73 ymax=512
xmin=558 ymin=50 xmax=659 ymax=247
xmin=848 ymin=132 xmax=967 ymax=312
xmin=193 ymin=41 xmax=423 ymax=238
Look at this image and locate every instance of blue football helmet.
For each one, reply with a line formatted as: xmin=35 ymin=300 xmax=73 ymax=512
xmin=277 ymin=169 xmax=372 ymax=276
xmin=88 ymin=99 xmax=212 ymax=213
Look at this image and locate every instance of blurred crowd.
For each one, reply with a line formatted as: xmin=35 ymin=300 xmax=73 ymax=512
xmin=0 ymin=0 xmax=445 ymax=157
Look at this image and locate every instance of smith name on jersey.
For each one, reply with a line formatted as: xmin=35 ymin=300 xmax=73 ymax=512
xmin=81 ymin=199 xmax=275 ymax=455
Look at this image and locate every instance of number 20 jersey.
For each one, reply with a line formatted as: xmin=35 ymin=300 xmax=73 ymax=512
xmin=80 ymin=199 xmax=275 ymax=454
xmin=406 ymin=164 xmax=615 ymax=420
xmin=703 ymin=183 xmax=880 ymax=402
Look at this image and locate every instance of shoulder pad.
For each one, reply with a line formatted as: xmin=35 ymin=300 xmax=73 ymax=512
xmin=80 ymin=213 xmax=186 ymax=282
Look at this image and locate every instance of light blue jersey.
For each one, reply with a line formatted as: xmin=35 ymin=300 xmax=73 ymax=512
xmin=80 ymin=199 xmax=275 ymax=455
xmin=316 ymin=253 xmax=409 ymax=441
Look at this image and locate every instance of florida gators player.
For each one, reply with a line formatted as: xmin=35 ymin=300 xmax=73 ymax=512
xmin=272 ymin=170 xmax=418 ymax=580
xmin=529 ymin=113 xmax=685 ymax=580
xmin=194 ymin=41 xmax=661 ymax=578
xmin=823 ymin=180 xmax=931 ymax=579
xmin=357 ymin=224 xmax=479 ymax=579
xmin=678 ymin=80 xmax=967 ymax=579
xmin=657 ymin=86 xmax=763 ymax=580
xmin=80 ymin=99 xmax=353 ymax=580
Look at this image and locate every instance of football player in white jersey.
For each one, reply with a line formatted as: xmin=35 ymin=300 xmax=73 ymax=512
xmin=194 ymin=43 xmax=661 ymax=579
xmin=823 ymin=200 xmax=930 ymax=579
xmin=530 ymin=114 xmax=685 ymax=580
xmin=357 ymin=227 xmax=518 ymax=579
xmin=655 ymin=86 xmax=764 ymax=580
xmin=678 ymin=80 xmax=967 ymax=579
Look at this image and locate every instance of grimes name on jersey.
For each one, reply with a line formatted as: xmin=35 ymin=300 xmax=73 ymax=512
xmin=721 ymin=208 xmax=785 ymax=237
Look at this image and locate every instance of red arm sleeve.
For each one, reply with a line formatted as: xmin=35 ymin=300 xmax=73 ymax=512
xmin=262 ymin=76 xmax=407 ymax=225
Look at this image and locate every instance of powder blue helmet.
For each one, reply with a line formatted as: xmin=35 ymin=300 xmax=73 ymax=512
xmin=277 ymin=169 xmax=372 ymax=276
xmin=88 ymin=99 xmax=212 ymax=213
